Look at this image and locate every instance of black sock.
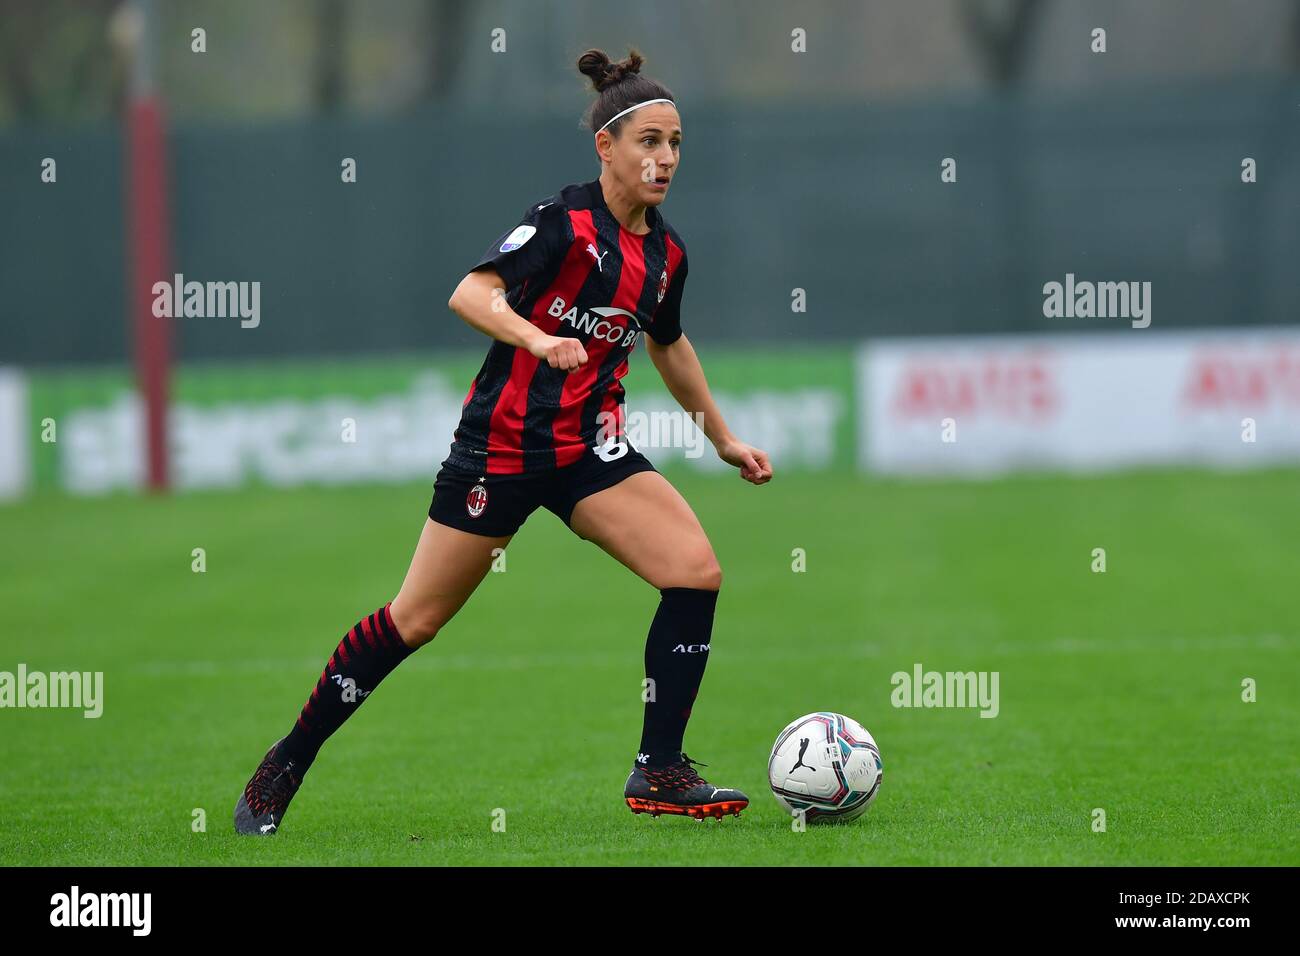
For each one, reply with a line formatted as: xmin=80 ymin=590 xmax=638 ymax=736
xmin=637 ymin=587 xmax=718 ymax=769
xmin=276 ymin=603 xmax=414 ymax=774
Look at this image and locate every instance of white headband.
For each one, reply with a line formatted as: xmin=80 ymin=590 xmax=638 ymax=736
xmin=596 ymin=98 xmax=675 ymax=134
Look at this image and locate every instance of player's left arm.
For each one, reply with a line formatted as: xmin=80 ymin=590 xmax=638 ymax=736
xmin=645 ymin=334 xmax=772 ymax=485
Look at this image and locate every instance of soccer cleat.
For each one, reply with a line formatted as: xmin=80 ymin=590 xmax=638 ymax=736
xmin=624 ymin=753 xmax=749 ymax=820
xmin=234 ymin=738 xmax=303 ymax=836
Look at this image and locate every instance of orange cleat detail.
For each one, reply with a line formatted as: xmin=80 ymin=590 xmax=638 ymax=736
xmin=626 ymin=796 xmax=749 ymax=819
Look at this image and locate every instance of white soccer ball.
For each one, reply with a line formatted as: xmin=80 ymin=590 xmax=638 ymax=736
xmin=768 ymin=712 xmax=883 ymax=823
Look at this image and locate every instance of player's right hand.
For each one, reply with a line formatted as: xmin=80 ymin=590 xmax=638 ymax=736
xmin=531 ymin=334 xmax=588 ymax=371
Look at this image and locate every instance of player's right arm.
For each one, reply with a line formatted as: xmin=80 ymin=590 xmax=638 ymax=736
xmin=448 ymin=200 xmax=588 ymax=372
xmin=447 ymin=268 xmax=587 ymax=371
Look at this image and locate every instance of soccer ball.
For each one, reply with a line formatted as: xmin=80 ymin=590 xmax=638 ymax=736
xmin=768 ymin=712 xmax=883 ymax=823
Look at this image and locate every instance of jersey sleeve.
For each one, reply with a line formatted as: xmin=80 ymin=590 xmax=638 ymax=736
xmin=471 ymin=201 xmax=571 ymax=291
xmin=648 ymin=249 xmax=687 ymax=346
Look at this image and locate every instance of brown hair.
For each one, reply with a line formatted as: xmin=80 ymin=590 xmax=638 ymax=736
xmin=577 ymin=48 xmax=675 ymax=135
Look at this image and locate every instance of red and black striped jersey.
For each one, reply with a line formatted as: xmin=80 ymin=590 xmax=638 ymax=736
xmin=446 ymin=179 xmax=688 ymax=475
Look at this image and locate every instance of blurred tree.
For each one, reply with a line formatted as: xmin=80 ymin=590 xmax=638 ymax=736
xmin=424 ymin=0 xmax=468 ymax=100
xmin=959 ymin=0 xmax=1044 ymax=89
xmin=958 ymin=0 xmax=1046 ymax=335
xmin=0 ymin=0 xmax=118 ymax=123
xmin=1291 ymin=0 xmax=1300 ymax=70
xmin=313 ymin=0 xmax=346 ymax=112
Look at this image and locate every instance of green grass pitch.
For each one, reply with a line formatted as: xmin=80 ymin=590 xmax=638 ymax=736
xmin=1 ymin=468 xmax=1297 ymax=866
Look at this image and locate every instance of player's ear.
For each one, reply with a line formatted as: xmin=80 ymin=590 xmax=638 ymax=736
xmin=594 ymin=128 xmax=615 ymax=164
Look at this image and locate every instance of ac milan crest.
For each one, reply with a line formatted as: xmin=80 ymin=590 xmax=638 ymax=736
xmin=466 ymin=481 xmax=488 ymax=518
xmin=656 ymin=268 xmax=669 ymax=303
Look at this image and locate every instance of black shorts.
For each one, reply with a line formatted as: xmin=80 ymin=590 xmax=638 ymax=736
xmin=428 ymin=446 xmax=658 ymax=537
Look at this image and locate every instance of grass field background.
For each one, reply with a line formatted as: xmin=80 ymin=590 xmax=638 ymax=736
xmin=1 ymin=468 xmax=1297 ymax=866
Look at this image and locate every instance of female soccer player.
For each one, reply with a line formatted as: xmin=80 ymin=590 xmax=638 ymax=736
xmin=235 ymin=48 xmax=771 ymax=835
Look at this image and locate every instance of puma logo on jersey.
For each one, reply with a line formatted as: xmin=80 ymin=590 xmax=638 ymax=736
xmin=672 ymin=643 xmax=710 ymax=653
xmin=586 ymin=243 xmax=609 ymax=271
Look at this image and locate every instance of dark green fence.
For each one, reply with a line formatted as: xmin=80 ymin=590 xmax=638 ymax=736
xmin=2 ymin=79 xmax=1297 ymax=366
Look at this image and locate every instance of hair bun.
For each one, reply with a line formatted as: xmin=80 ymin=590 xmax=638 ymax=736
xmin=577 ymin=48 xmax=644 ymax=92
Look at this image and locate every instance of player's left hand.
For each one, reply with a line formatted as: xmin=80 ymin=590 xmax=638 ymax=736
xmin=717 ymin=439 xmax=772 ymax=485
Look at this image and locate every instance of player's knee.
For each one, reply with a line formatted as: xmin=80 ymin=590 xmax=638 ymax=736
xmin=389 ymin=602 xmax=443 ymax=648
xmin=678 ymin=547 xmax=722 ymax=592
xmin=698 ymin=554 xmax=723 ymax=592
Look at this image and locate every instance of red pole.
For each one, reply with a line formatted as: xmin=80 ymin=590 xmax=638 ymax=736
xmin=123 ymin=2 xmax=171 ymax=492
